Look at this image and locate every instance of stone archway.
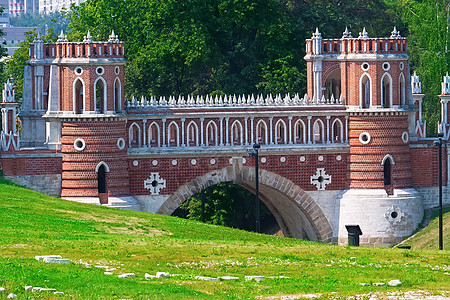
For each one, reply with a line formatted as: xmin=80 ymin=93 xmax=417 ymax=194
xmin=157 ymin=159 xmax=333 ymax=243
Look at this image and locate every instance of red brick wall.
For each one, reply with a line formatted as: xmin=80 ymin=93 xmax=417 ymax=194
xmin=60 ymin=119 xmax=129 ymax=197
xmin=410 ymin=144 xmax=448 ymax=187
xmin=128 ymin=153 xmax=349 ymax=196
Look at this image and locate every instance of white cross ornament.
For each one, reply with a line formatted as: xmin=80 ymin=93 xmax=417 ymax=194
xmin=144 ymin=172 xmax=167 ymax=195
xmin=310 ymin=168 xmax=331 ymax=190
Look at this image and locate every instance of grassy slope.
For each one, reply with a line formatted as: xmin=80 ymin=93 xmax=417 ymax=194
xmin=0 ymin=177 xmax=449 ymax=299
xmin=401 ymin=207 xmax=450 ymax=250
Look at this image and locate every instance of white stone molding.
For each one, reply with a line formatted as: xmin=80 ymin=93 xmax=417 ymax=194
xmin=172 ymin=160 xmax=178 ymax=166
xmin=300 ymin=156 xmax=306 ymax=162
xmin=167 ymin=121 xmax=179 ymax=147
xmin=74 ymin=138 xmax=86 ymax=151
xmin=310 ymin=168 xmax=331 ymax=190
xmin=385 ymin=205 xmax=404 ymax=225
xmin=96 ymin=66 xmax=105 ymax=75
xmin=144 ymin=172 xmax=167 ymax=195
xmin=133 ymin=160 xmax=139 ymax=166
xmin=128 ymin=122 xmax=141 ymax=148
xmin=359 ymin=73 xmax=372 ymax=108
xmin=381 ymin=154 xmax=396 ymax=165
xmin=382 ymin=62 xmax=391 ymax=71
xmin=256 ymin=119 xmax=268 ymax=145
xmin=186 ymin=121 xmax=199 ymax=147
xmin=331 ymin=118 xmax=344 ymax=143
xmin=117 ymin=138 xmax=125 ymax=150
xmin=152 ymin=160 xmax=158 ymax=166
xmin=148 ymin=122 xmax=161 ymax=147
xmin=231 ymin=120 xmax=243 ymax=145
xmin=381 ymin=72 xmax=393 ymax=108
xmin=73 ymin=77 xmax=85 ymax=113
xmin=294 ymin=119 xmax=306 ymax=144
xmin=312 ymin=118 xmax=325 ymax=144
xmin=93 ymin=77 xmax=107 ymax=113
xmin=398 ymin=73 xmax=406 ymax=106
xmin=95 ymin=161 xmax=110 ymax=172
xmin=359 ymin=132 xmax=371 ymax=144
xmin=114 ymin=78 xmax=122 ymax=111
xmin=275 ymin=119 xmax=287 ymax=145
xmin=401 ymin=131 xmax=409 ymax=143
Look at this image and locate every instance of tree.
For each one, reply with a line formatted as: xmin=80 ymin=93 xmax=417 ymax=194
xmin=391 ymin=0 xmax=450 ymax=135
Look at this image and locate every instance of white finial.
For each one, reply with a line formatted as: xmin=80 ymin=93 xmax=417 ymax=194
xmin=390 ymin=26 xmax=401 ymax=38
xmin=3 ymin=79 xmax=15 ymax=103
xmin=83 ymin=30 xmax=93 ymax=43
xmin=35 ymin=32 xmax=43 ymax=42
xmin=442 ymin=72 xmax=450 ymax=95
xmin=342 ymin=27 xmax=352 ymax=38
xmin=358 ymin=27 xmax=369 ymax=39
xmin=108 ymin=30 xmax=119 ymax=43
xmin=411 ymin=71 xmax=422 ymax=94
xmin=312 ymin=27 xmax=322 ymax=39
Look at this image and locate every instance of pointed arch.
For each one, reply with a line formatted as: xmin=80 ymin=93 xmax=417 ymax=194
xmin=206 ymin=120 xmax=218 ymax=146
xmin=148 ymin=122 xmax=161 ymax=147
xmin=128 ymin=122 xmax=141 ymax=148
xmin=399 ymin=73 xmax=406 ymax=106
xmin=256 ymin=119 xmax=268 ymax=145
xmin=95 ymin=161 xmax=111 ymax=172
xmin=231 ymin=120 xmax=243 ymax=146
xmin=359 ymin=73 xmax=372 ymax=108
xmin=186 ymin=121 xmax=199 ymax=147
xmin=167 ymin=121 xmax=180 ymax=147
xmin=382 ymin=154 xmax=395 ymax=186
xmin=312 ymin=118 xmax=325 ymax=143
xmin=95 ymin=161 xmax=110 ymax=194
xmin=94 ymin=77 xmax=107 ymax=113
xmin=381 ymin=73 xmax=392 ymax=108
xmin=294 ymin=119 xmax=306 ymax=144
xmin=114 ymin=77 xmax=122 ymax=112
xmin=73 ymin=77 xmax=85 ymax=114
xmin=331 ymin=118 xmax=344 ymax=143
xmin=275 ymin=119 xmax=287 ymax=144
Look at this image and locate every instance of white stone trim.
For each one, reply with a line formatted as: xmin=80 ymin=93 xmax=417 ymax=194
xmin=74 ymin=138 xmax=86 ymax=151
xmin=359 ymin=132 xmax=371 ymax=144
xmin=381 ymin=154 xmax=395 ymax=165
xmin=95 ymin=161 xmax=110 ymax=172
xmin=117 ymin=138 xmax=125 ymax=150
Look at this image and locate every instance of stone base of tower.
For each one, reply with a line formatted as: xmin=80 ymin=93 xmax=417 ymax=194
xmin=337 ymin=188 xmax=424 ymax=247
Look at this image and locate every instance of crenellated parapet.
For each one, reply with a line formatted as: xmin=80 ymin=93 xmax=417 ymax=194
xmin=29 ymin=30 xmax=124 ymax=60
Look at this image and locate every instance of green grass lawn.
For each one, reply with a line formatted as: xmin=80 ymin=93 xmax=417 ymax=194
xmin=400 ymin=206 xmax=450 ymax=250
xmin=0 ymin=177 xmax=449 ymax=299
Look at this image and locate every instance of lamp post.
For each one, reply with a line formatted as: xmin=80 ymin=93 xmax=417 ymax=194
xmin=248 ymin=143 xmax=261 ymax=233
xmin=437 ymin=132 xmax=444 ymax=250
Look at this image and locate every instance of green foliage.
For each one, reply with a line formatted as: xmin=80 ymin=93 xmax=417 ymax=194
xmin=390 ymin=0 xmax=450 ymax=135
xmin=68 ymin=0 xmax=400 ymax=98
xmin=173 ymin=183 xmax=273 ymax=231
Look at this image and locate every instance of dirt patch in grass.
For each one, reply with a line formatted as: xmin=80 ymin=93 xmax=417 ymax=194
xmin=55 ymin=209 xmax=170 ymax=236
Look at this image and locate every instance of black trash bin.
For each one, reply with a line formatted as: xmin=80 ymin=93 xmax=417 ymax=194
xmin=345 ymin=225 xmax=363 ymax=246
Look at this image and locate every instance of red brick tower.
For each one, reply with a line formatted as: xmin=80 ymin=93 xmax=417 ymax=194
xmin=39 ymin=31 xmax=130 ymax=201
xmin=306 ymin=27 xmax=412 ymax=192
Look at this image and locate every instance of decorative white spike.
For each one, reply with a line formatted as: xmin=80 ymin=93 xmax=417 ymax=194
xmin=411 ymin=71 xmax=422 ymax=94
xmin=359 ymin=27 xmax=369 ymax=39
xmin=442 ymin=72 xmax=450 ymax=95
xmin=321 ymin=95 xmax=326 ymax=104
xmin=218 ymin=95 xmax=223 ymax=105
xmin=339 ymin=94 xmax=343 ymax=104
xmin=342 ymin=27 xmax=352 ymax=38
xmin=330 ymin=94 xmax=335 ymax=104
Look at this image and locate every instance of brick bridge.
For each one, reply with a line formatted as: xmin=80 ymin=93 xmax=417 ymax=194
xmin=2 ymin=28 xmax=450 ymax=246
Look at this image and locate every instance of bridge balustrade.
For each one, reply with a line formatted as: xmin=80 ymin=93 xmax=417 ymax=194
xmin=126 ymin=94 xmax=348 ymax=153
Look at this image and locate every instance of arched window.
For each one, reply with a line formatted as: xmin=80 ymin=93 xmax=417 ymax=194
xmin=381 ymin=73 xmax=392 ymax=108
xmin=325 ymin=68 xmax=341 ymax=100
xmin=94 ymin=78 xmax=107 ymax=113
xmin=206 ymin=121 xmax=218 ymax=146
xmin=186 ymin=121 xmax=199 ymax=147
xmin=382 ymin=154 xmax=395 ymax=186
xmin=231 ymin=120 xmax=243 ymax=145
xmin=73 ymin=78 xmax=84 ymax=114
xmin=294 ymin=119 xmax=306 ymax=144
xmin=168 ymin=121 xmax=180 ymax=147
xmin=399 ymin=73 xmax=406 ymax=106
xmin=313 ymin=119 xmax=324 ymax=143
xmin=360 ymin=74 xmax=371 ymax=108
xmin=148 ymin=122 xmax=160 ymax=147
xmin=96 ymin=162 xmax=110 ymax=194
xmin=114 ymin=78 xmax=121 ymax=112
xmin=128 ymin=123 xmax=141 ymax=148
xmin=331 ymin=119 xmax=343 ymax=143
xmin=384 ymin=159 xmax=391 ymax=185
xmin=256 ymin=120 xmax=268 ymax=145
xmin=275 ymin=119 xmax=287 ymax=144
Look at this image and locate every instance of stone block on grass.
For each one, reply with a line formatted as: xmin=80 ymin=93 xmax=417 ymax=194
xmin=388 ymin=279 xmax=402 ymax=286
xmin=156 ymin=272 xmax=170 ymax=279
xmin=35 ymin=255 xmax=62 ymax=261
xmin=7 ymin=293 xmax=17 ymax=298
xmin=218 ymin=276 xmax=239 ymax=281
xmin=43 ymin=258 xmax=70 ymax=264
xmin=0 ymin=287 xmax=5 ymax=293
xmin=195 ymin=276 xmax=219 ymax=282
xmin=245 ymin=276 xmax=265 ymax=282
xmin=118 ymin=273 xmax=135 ymax=278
